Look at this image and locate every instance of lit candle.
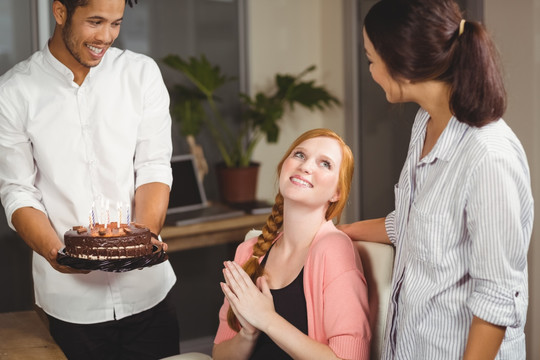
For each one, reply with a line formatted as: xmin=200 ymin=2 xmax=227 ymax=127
xmin=105 ymin=199 xmax=110 ymax=226
xmin=126 ymin=202 xmax=130 ymax=224
xmin=100 ymin=197 xmax=105 ymax=225
xmin=91 ymin=202 xmax=96 ymax=227
xmin=117 ymin=201 xmax=122 ymax=228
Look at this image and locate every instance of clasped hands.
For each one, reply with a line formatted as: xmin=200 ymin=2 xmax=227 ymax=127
xmin=220 ymin=261 xmax=277 ymax=338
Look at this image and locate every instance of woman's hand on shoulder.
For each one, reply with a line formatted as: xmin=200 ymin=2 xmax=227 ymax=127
xmin=338 ymin=218 xmax=391 ymax=244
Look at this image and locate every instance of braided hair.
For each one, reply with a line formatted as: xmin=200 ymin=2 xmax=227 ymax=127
xmin=226 ymin=128 xmax=354 ymax=331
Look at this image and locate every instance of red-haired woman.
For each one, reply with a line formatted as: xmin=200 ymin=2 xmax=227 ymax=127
xmin=213 ymin=128 xmax=371 ymax=360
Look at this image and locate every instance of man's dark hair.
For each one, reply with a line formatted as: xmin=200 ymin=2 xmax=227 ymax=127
xmin=57 ymin=0 xmax=137 ymax=21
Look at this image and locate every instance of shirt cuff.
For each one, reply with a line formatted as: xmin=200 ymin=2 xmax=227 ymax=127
xmin=467 ymin=279 xmax=527 ymax=328
xmin=4 ymin=196 xmax=47 ymax=231
xmin=135 ymin=164 xmax=172 ymax=189
xmin=385 ymin=210 xmax=397 ymax=245
xmin=329 ymin=335 xmax=370 ymax=360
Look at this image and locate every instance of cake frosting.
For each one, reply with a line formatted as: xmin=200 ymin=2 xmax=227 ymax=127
xmin=64 ymin=223 xmax=154 ymax=260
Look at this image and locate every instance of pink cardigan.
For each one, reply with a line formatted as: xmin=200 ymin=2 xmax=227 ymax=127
xmin=214 ymin=220 xmax=371 ymax=359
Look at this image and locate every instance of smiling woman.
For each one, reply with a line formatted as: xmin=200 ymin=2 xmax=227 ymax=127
xmin=212 ymin=128 xmax=371 ymax=360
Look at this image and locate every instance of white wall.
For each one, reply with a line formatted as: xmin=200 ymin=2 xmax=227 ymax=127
xmin=248 ymin=0 xmax=345 ymax=203
xmin=485 ymin=1 xmax=540 ymax=358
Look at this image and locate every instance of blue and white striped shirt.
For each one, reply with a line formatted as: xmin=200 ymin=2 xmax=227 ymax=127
xmin=383 ymin=108 xmax=533 ymax=359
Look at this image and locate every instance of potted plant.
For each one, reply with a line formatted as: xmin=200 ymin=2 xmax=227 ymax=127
xmin=162 ymin=54 xmax=340 ymax=203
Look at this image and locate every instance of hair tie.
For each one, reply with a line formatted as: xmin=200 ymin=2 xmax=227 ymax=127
xmin=252 ymin=254 xmax=260 ymax=259
xmin=459 ymin=19 xmax=466 ymax=36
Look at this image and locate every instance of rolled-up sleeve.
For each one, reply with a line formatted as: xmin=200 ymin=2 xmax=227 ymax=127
xmin=466 ymin=150 xmax=532 ymax=328
xmin=0 ymin=92 xmax=47 ymax=230
xmin=385 ymin=210 xmax=397 ymax=245
xmin=134 ymin=58 xmax=173 ymax=190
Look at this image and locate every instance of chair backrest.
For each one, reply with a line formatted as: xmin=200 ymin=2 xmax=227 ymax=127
xmin=353 ymin=241 xmax=395 ymax=360
xmin=244 ymin=230 xmax=395 ymax=360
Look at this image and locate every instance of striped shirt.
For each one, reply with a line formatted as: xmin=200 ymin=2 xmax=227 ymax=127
xmin=382 ymin=108 xmax=533 ymax=359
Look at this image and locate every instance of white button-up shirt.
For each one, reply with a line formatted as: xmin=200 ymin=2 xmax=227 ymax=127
xmin=383 ymin=109 xmax=533 ymax=359
xmin=0 ymin=44 xmax=176 ymax=323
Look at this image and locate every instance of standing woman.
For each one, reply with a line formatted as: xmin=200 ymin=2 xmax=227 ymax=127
xmin=213 ymin=128 xmax=371 ymax=360
xmin=340 ymin=0 xmax=533 ymax=359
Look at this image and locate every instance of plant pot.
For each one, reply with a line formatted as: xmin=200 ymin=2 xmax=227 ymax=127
xmin=216 ymin=162 xmax=260 ymax=204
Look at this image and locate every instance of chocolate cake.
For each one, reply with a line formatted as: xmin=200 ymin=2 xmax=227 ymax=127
xmin=64 ymin=223 xmax=154 ymax=260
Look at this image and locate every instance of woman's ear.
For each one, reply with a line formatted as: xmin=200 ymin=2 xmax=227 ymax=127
xmin=330 ymin=191 xmax=341 ymax=203
xmin=52 ymin=0 xmax=67 ymax=26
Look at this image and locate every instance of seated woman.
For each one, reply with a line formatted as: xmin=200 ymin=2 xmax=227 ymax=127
xmin=213 ymin=128 xmax=371 ymax=360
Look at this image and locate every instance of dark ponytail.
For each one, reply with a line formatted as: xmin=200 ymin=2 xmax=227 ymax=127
xmin=449 ymin=21 xmax=506 ymax=126
xmin=365 ymin=0 xmax=506 ymax=126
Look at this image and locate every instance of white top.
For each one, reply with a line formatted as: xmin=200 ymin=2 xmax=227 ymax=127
xmin=383 ymin=109 xmax=533 ymax=359
xmin=0 ymin=44 xmax=176 ymax=323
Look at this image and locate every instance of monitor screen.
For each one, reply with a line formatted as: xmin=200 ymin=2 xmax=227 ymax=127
xmin=167 ymin=154 xmax=207 ymax=213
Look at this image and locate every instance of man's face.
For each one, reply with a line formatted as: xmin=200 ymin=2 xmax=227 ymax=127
xmin=62 ymin=0 xmax=125 ymax=68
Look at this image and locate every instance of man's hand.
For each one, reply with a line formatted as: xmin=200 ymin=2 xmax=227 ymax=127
xmin=12 ymin=207 xmax=89 ymax=274
xmin=150 ymin=233 xmax=168 ymax=252
xmin=48 ymin=246 xmax=90 ymax=274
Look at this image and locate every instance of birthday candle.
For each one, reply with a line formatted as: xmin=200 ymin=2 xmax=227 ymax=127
xmin=106 ymin=199 xmax=110 ymax=226
xmin=91 ymin=202 xmax=95 ymax=227
xmin=89 ymin=210 xmax=92 ymax=229
xmin=126 ymin=203 xmax=130 ymax=224
xmin=117 ymin=201 xmax=122 ymax=227
xmin=100 ymin=197 xmax=105 ymax=225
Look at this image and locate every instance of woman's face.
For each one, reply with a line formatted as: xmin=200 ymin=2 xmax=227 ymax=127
xmin=363 ymin=28 xmax=404 ymax=103
xmin=279 ymin=136 xmax=342 ymax=210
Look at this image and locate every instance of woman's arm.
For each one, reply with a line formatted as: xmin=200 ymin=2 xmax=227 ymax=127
xmin=212 ymin=325 xmax=259 ymax=360
xmin=339 ymin=217 xmax=391 ymax=244
xmin=261 ymin=309 xmax=341 ymax=360
xmin=463 ymin=316 xmax=505 ymax=360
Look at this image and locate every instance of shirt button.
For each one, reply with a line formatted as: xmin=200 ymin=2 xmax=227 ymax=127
xmin=515 ymin=291 xmax=519 ymax=297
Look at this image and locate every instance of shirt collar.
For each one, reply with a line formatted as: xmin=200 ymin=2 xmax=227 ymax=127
xmin=43 ymin=41 xmax=103 ymax=84
xmin=420 ymin=113 xmax=470 ymax=164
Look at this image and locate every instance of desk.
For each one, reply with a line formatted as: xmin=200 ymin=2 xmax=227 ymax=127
xmin=160 ymin=213 xmax=268 ymax=252
xmin=0 ymin=311 xmax=66 ymax=360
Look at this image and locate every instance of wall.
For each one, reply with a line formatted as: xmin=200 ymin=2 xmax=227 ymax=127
xmin=485 ymin=1 xmax=540 ymax=358
xmin=248 ymin=0 xmax=346 ymax=204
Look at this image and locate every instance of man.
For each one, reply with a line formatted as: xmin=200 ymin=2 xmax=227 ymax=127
xmin=0 ymin=0 xmax=179 ymax=358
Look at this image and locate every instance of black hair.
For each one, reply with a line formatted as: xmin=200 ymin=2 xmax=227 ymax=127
xmin=365 ymin=0 xmax=506 ymax=126
xmin=56 ymin=0 xmax=138 ymax=21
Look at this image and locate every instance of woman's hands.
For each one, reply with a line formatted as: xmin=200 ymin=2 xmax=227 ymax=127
xmin=220 ymin=261 xmax=276 ymax=335
xmin=217 ymin=260 xmax=343 ymax=360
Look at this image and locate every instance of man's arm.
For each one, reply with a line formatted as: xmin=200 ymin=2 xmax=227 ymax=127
xmin=134 ymin=182 xmax=170 ymax=250
xmin=11 ymin=207 xmax=87 ymax=273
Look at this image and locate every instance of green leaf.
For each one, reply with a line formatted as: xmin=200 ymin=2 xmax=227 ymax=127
xmin=286 ymin=82 xmax=340 ymax=110
xmin=163 ymin=54 xmax=235 ymax=97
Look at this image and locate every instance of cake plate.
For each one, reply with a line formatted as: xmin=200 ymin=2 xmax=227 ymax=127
xmin=56 ymin=245 xmax=168 ymax=272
